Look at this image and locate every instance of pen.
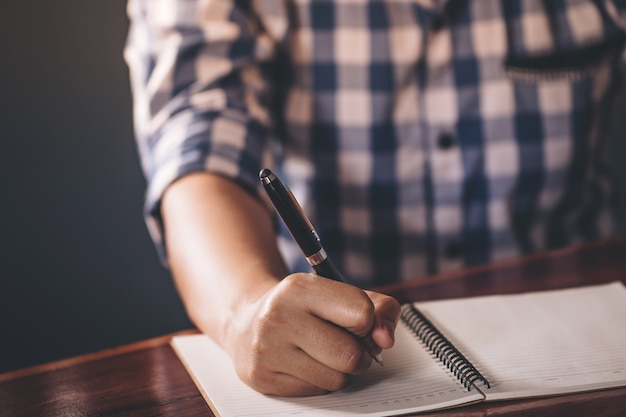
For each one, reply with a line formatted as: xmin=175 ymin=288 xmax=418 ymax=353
xmin=259 ymin=168 xmax=384 ymax=366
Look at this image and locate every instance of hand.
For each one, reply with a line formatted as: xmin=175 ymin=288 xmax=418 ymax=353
xmin=220 ymin=273 xmax=401 ymax=396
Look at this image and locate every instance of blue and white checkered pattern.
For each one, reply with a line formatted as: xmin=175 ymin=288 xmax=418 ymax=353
xmin=125 ymin=0 xmax=626 ymax=288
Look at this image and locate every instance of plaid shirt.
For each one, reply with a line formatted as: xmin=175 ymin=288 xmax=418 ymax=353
xmin=125 ymin=0 xmax=626 ymax=287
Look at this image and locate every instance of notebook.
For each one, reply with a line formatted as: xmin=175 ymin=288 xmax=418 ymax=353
xmin=171 ymin=282 xmax=626 ymax=417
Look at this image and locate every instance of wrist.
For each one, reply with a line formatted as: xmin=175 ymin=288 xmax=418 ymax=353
xmin=190 ymin=270 xmax=280 ymax=348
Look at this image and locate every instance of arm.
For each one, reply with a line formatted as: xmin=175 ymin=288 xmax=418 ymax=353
xmin=162 ymin=173 xmax=400 ymax=396
xmin=125 ymin=0 xmax=399 ymax=395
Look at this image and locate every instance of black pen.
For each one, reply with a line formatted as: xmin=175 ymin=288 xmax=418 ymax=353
xmin=259 ymin=168 xmax=383 ymax=366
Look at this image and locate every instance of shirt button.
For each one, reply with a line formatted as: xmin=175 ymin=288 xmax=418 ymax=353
xmin=431 ymin=15 xmax=445 ymax=31
xmin=438 ymin=133 xmax=456 ymax=150
xmin=444 ymin=241 xmax=463 ymax=258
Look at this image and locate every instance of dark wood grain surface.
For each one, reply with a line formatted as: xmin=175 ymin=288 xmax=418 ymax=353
xmin=2 ymin=236 xmax=626 ymax=417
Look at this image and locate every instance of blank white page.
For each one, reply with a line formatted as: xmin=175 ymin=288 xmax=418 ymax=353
xmin=415 ymin=282 xmax=626 ymax=400
xmin=171 ymin=323 xmax=483 ymax=417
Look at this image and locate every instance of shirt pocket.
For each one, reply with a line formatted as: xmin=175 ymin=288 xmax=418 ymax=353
xmin=503 ymin=34 xmax=625 ymax=82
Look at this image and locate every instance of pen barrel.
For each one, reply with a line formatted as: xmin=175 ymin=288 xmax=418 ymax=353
xmin=261 ymin=174 xmax=323 ymax=257
xmin=312 ymin=258 xmax=346 ymax=283
xmin=260 ymin=168 xmax=348 ymax=284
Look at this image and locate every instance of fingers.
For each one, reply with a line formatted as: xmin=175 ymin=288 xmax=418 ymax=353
xmin=366 ymin=290 xmax=401 ymax=350
xmin=235 ymin=298 xmax=370 ymax=395
xmin=258 ymin=275 xmax=374 ymax=374
xmin=270 ymin=274 xmax=400 ymax=362
xmin=330 ymin=289 xmax=400 ymax=361
xmin=252 ymin=345 xmax=356 ymax=394
xmin=276 ymin=274 xmax=377 ymax=338
xmin=291 ymin=310 xmax=374 ymax=375
xmin=251 ymin=374 xmax=329 ymax=397
xmin=238 ymin=346 xmax=346 ymax=396
xmin=227 ymin=273 xmax=400 ymax=396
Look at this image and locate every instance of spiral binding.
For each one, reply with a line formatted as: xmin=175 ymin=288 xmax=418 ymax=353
xmin=401 ymin=304 xmax=490 ymax=391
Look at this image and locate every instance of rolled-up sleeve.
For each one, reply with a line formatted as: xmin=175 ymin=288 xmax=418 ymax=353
xmin=124 ymin=0 xmax=284 ymax=263
xmin=607 ymin=0 xmax=626 ymax=59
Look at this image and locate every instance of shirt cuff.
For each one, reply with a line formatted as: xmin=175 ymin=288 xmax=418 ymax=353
xmin=142 ymin=111 xmax=271 ymax=266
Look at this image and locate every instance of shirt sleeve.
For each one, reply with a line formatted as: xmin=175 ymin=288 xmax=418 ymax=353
xmin=124 ymin=0 xmax=286 ymax=263
xmin=606 ymin=0 xmax=626 ymax=64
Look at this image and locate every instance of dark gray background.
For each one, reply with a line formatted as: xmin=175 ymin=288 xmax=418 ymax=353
xmin=0 ymin=1 xmax=190 ymax=373
xmin=0 ymin=1 xmax=624 ymax=374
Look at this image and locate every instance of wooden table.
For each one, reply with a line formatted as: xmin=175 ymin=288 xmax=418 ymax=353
xmin=2 ymin=236 xmax=626 ymax=417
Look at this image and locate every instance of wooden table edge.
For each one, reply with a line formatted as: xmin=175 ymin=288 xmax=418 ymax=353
xmin=0 ymin=328 xmax=200 ymax=383
xmin=2 ymin=234 xmax=625 ymax=384
xmin=375 ymin=234 xmax=626 ymax=293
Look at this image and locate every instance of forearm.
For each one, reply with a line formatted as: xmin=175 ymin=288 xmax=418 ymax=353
xmin=160 ymin=172 xmax=400 ymax=396
xmin=161 ymin=172 xmax=288 ymax=347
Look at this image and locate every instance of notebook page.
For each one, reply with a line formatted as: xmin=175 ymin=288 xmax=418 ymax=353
xmin=414 ymin=282 xmax=626 ymax=400
xmin=171 ymin=324 xmax=483 ymax=417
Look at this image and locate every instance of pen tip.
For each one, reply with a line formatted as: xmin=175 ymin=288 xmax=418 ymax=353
xmin=373 ymin=354 xmax=384 ymax=367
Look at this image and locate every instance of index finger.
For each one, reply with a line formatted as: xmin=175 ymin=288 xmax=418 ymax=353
xmin=280 ymin=273 xmax=377 ymax=338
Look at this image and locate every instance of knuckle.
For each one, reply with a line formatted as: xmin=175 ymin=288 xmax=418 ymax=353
xmin=265 ymin=274 xmax=309 ymax=309
xmin=357 ymin=296 xmax=375 ymax=319
xmin=281 ymin=272 xmax=312 ymax=293
xmin=351 ymin=296 xmax=375 ymax=333
xmin=245 ymin=325 xmax=278 ymax=373
xmin=238 ymin=348 xmax=290 ymax=396
xmin=249 ymin=332 xmax=273 ymax=360
xmin=257 ymin=296 xmax=290 ymax=332
xmin=337 ymin=344 xmax=367 ymax=373
xmin=238 ymin=360 xmax=274 ymax=394
xmin=252 ymin=374 xmax=281 ymax=395
xmin=324 ymin=372 xmax=349 ymax=392
xmin=256 ymin=305 xmax=283 ymax=331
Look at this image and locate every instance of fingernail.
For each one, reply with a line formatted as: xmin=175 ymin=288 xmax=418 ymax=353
xmin=382 ymin=320 xmax=395 ymax=343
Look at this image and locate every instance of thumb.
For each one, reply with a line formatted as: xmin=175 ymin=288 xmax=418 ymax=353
xmin=366 ymin=291 xmax=401 ymax=350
